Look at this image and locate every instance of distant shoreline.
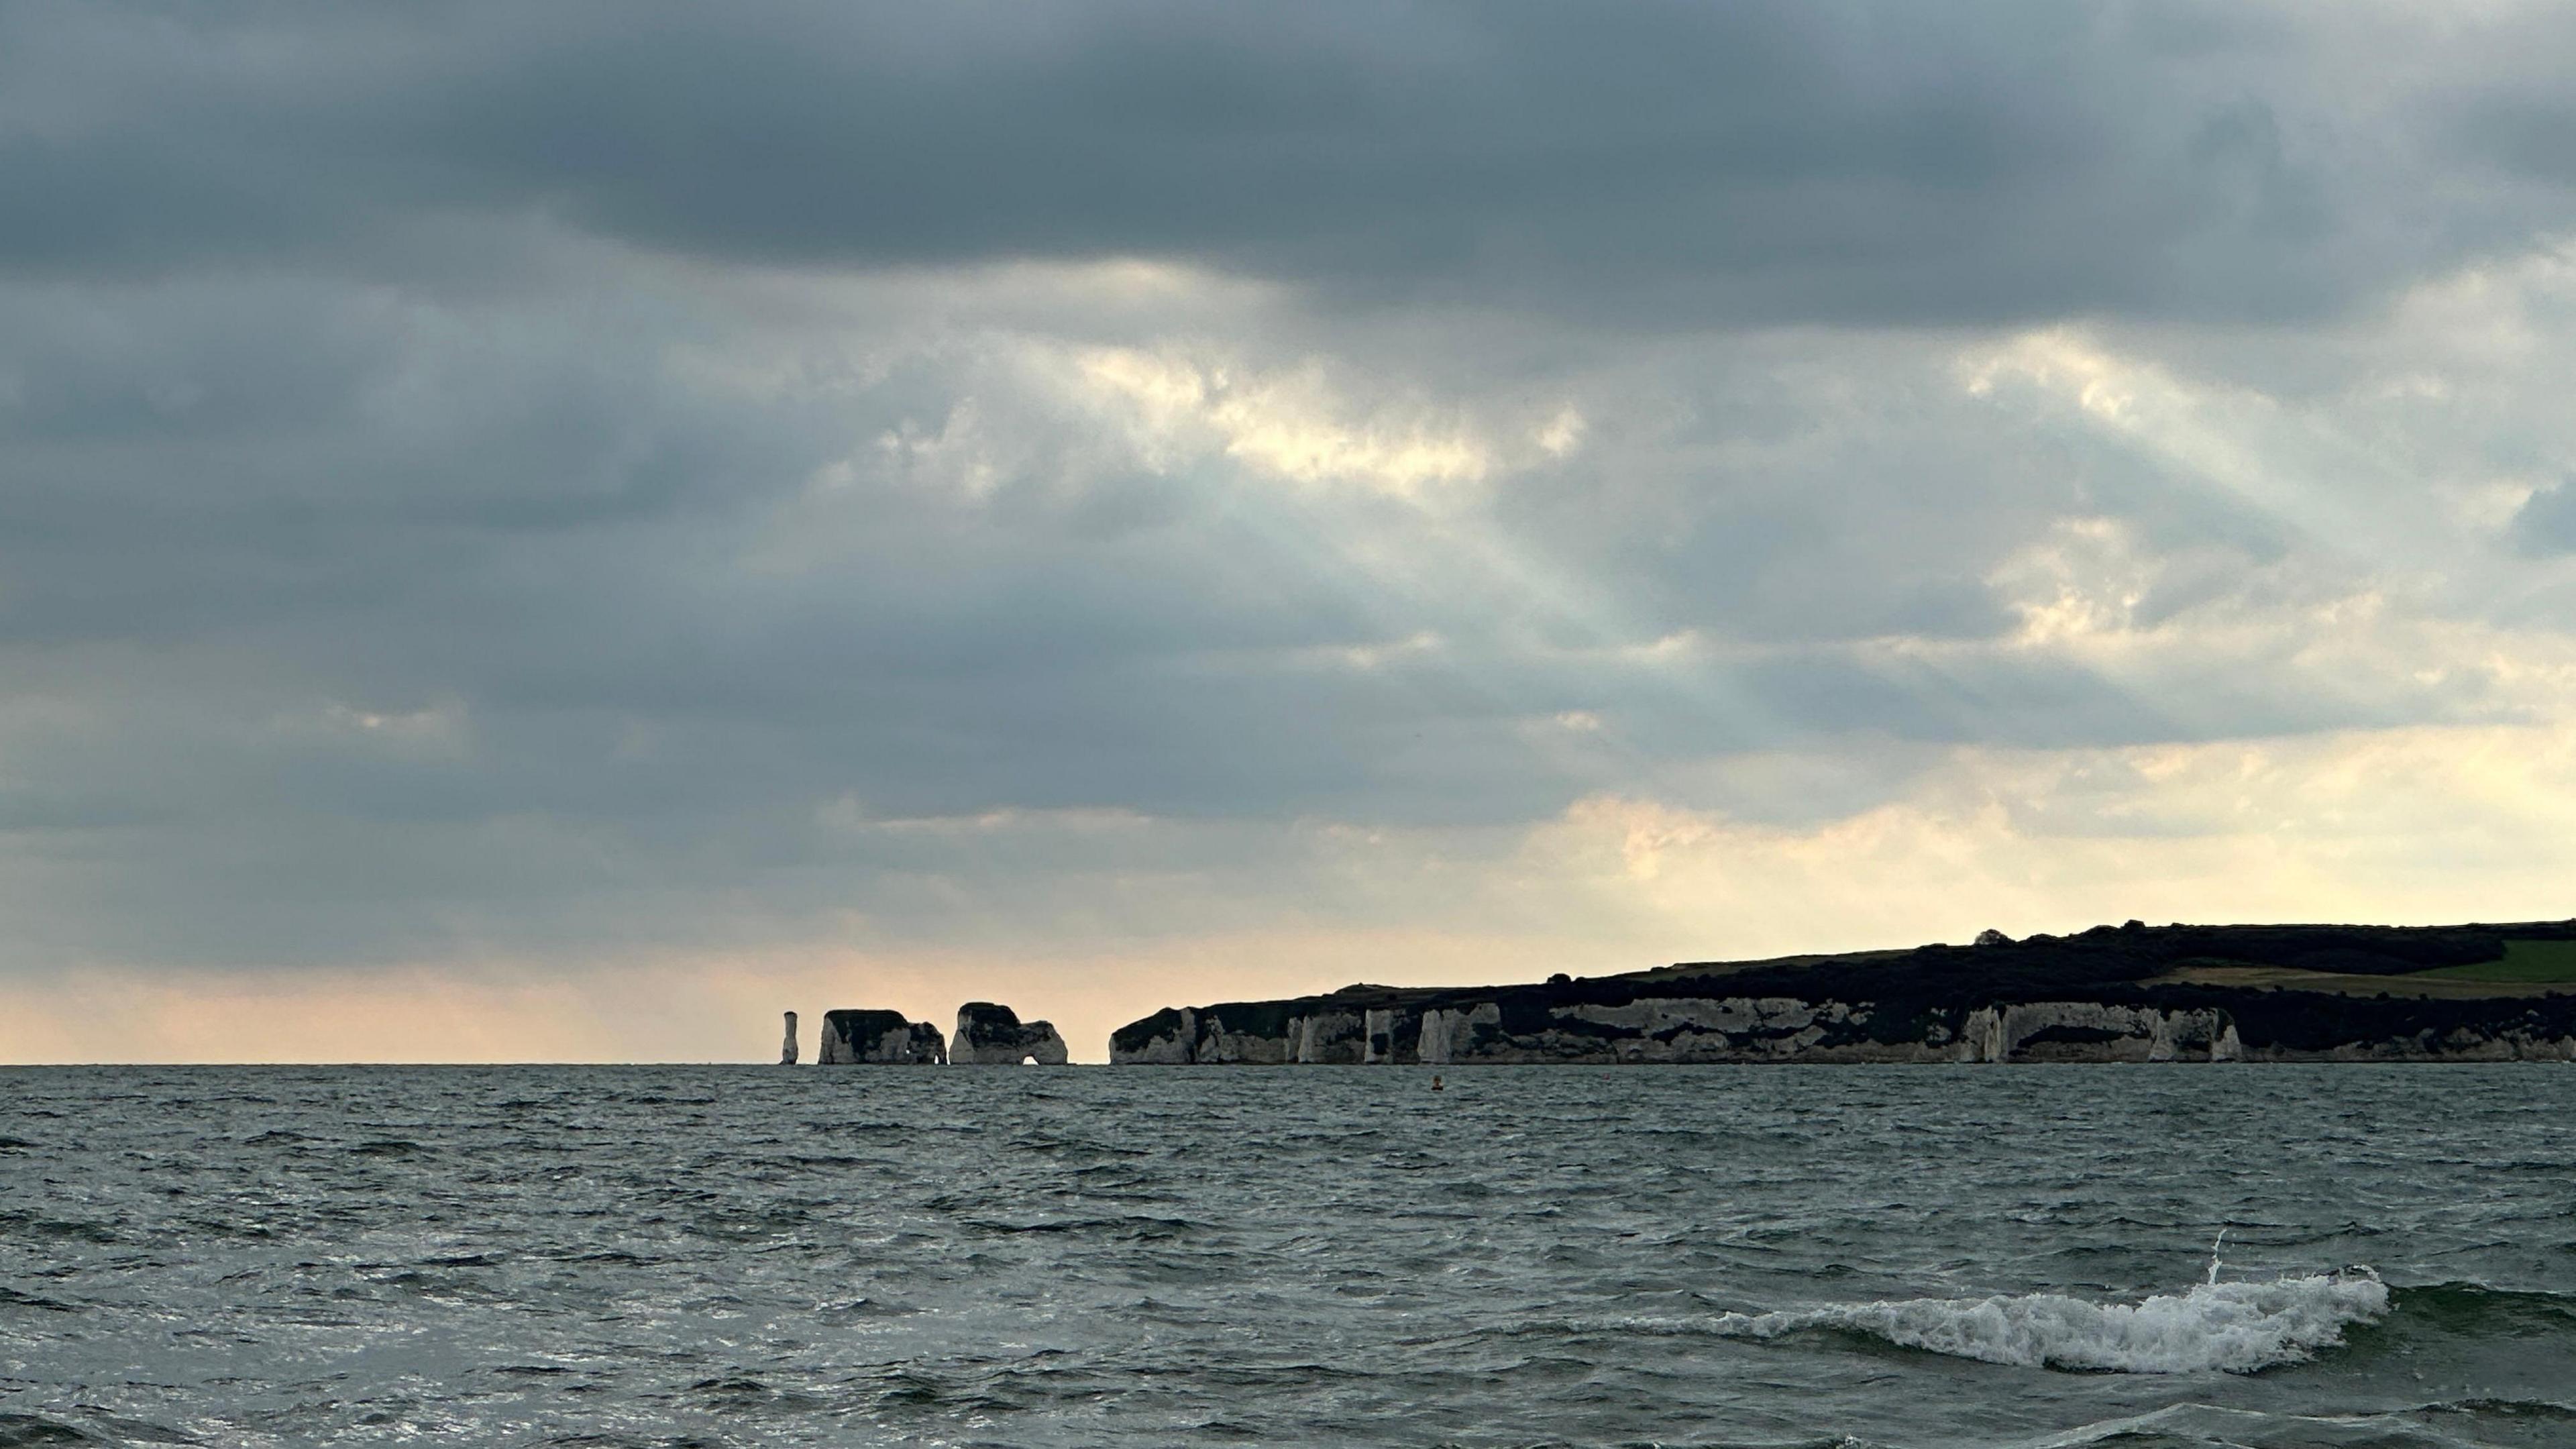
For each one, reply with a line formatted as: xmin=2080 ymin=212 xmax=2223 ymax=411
xmin=1099 ymin=918 xmax=2576 ymax=1065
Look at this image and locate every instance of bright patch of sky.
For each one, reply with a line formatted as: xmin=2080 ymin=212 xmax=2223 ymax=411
xmin=7 ymin=2 xmax=2576 ymax=1059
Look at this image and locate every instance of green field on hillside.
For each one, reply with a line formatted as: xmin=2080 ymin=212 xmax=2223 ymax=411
xmin=2416 ymin=939 xmax=2576 ymax=984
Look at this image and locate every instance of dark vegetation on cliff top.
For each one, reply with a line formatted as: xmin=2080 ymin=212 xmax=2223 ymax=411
xmin=820 ymin=1008 xmax=930 ymax=1042
xmin=1112 ymin=919 xmax=2576 ymax=1051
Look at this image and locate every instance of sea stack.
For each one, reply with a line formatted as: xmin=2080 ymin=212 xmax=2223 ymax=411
xmin=816 ymin=1009 xmax=948 ymax=1065
xmin=951 ymin=1002 xmax=1071 ymax=1064
xmin=779 ymin=1010 xmax=799 ymax=1065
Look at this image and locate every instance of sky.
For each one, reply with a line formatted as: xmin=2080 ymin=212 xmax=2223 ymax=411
xmin=9 ymin=2 xmax=2576 ymax=1062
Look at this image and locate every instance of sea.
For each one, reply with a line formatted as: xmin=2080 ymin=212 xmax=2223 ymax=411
xmin=3 ymin=1065 xmax=2572 ymax=1448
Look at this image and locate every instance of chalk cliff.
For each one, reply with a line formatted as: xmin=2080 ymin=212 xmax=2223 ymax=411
xmin=780 ymin=1010 xmax=799 ymax=1065
xmin=1110 ymin=920 xmax=2576 ymax=1064
xmin=951 ymin=1002 xmax=1070 ymax=1065
xmin=816 ymin=1009 xmax=947 ymax=1065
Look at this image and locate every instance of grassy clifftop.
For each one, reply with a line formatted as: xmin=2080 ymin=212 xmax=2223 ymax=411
xmin=1652 ymin=918 xmax=2576 ymax=1002
xmin=1110 ymin=918 xmax=2576 ymax=1060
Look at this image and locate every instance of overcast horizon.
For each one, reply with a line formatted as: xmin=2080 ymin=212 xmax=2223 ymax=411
xmin=10 ymin=2 xmax=2576 ymax=1062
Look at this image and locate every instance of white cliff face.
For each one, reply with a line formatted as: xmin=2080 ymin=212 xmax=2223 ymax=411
xmin=1546 ymin=997 xmax=1867 ymax=1062
xmin=875 ymin=1022 xmax=945 ymax=1064
xmin=1405 ymin=996 xmax=2257 ymax=1064
xmin=1954 ymin=1004 xmax=2233 ymax=1063
xmin=816 ymin=1010 xmax=948 ymax=1065
xmin=1198 ymin=1014 xmax=1293 ymax=1064
xmin=1417 ymin=1004 xmax=1502 ymax=1064
xmin=1363 ymin=1010 xmax=1398 ymax=1063
xmin=1108 ymin=984 xmax=2576 ymax=1066
xmin=1961 ymin=1007 xmax=2006 ymax=1064
xmin=953 ymin=1003 xmax=1072 ymax=1064
xmin=780 ymin=1011 xmax=799 ymax=1066
xmin=1287 ymin=1012 xmax=1367 ymax=1063
xmin=2222 ymin=1028 xmax=2576 ymax=1063
xmin=1112 ymin=1008 xmax=1199 ymax=1064
xmin=911 ymin=1024 xmax=949 ymax=1063
xmin=1104 ymin=1008 xmax=1363 ymax=1063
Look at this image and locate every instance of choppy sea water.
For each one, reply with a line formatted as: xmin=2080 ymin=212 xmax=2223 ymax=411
xmin=3 ymin=1066 xmax=2573 ymax=1448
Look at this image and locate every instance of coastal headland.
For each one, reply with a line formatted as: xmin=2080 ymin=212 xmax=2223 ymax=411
xmin=1106 ymin=919 xmax=2576 ymax=1064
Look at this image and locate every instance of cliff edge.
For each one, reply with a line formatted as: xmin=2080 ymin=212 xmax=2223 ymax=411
xmin=1110 ymin=919 xmax=2576 ymax=1064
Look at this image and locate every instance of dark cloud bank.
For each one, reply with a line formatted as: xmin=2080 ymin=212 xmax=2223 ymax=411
xmin=1 ymin=1 xmax=2571 ymax=975
xmin=11 ymin=3 xmax=2573 ymax=317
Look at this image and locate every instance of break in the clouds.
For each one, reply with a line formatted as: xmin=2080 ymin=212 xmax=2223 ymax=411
xmin=7 ymin=1 xmax=2576 ymax=1061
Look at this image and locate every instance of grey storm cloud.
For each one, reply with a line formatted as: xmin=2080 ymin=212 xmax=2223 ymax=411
xmin=1 ymin=1 xmax=2573 ymax=981
xmin=4 ymin=1 xmax=2573 ymax=322
xmin=2514 ymin=478 xmax=2576 ymax=555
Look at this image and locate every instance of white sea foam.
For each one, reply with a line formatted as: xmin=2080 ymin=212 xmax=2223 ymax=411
xmin=1713 ymin=1269 xmax=2389 ymax=1374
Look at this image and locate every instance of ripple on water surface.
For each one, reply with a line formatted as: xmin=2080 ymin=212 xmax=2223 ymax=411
xmin=2 ymin=1065 xmax=2573 ymax=1448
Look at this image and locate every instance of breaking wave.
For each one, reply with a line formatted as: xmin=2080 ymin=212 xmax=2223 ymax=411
xmin=1714 ymin=1269 xmax=2389 ymax=1374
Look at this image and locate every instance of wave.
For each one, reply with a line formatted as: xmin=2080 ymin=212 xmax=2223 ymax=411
xmin=2012 ymin=1396 xmax=2576 ymax=1448
xmin=2383 ymin=1281 xmax=2576 ymax=1335
xmin=1713 ymin=1269 xmax=2389 ymax=1374
xmin=0 ymin=1411 xmax=99 ymax=1446
xmin=0 ymin=1287 xmax=75 ymax=1314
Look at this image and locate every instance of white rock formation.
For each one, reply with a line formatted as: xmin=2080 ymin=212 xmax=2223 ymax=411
xmin=1363 ymin=1009 xmax=1399 ymax=1063
xmin=1285 ymin=1011 xmax=1367 ymax=1063
xmin=1955 ymin=1003 xmax=2233 ymax=1063
xmin=952 ymin=1002 xmax=1071 ymax=1064
xmin=816 ymin=1010 xmax=948 ymax=1065
xmin=1417 ymin=1004 xmax=1502 ymax=1064
xmin=1108 ymin=975 xmax=2576 ymax=1064
xmin=1113 ymin=1008 xmax=1199 ymax=1063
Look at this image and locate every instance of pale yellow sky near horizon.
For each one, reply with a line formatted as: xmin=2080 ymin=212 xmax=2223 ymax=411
xmin=15 ymin=717 xmax=2576 ymax=1064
